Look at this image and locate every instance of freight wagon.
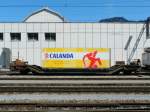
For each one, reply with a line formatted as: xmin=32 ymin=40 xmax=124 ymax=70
xmin=9 ymin=47 xmax=150 ymax=75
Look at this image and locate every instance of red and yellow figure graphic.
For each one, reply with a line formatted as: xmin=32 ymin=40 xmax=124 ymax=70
xmin=83 ymin=51 xmax=102 ymax=69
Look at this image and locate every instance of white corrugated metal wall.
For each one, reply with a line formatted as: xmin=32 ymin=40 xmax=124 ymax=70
xmin=0 ymin=22 xmax=146 ymax=67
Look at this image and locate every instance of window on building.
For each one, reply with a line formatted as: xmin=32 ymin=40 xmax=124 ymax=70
xmin=45 ymin=33 xmax=56 ymax=41
xmin=28 ymin=33 xmax=38 ymax=41
xmin=0 ymin=33 xmax=3 ymax=41
xmin=10 ymin=33 xmax=21 ymax=41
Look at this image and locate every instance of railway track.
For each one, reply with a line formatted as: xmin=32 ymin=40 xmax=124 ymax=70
xmin=0 ymin=85 xmax=150 ymax=93
xmin=0 ymin=102 xmax=149 ymax=112
xmin=0 ymin=75 xmax=150 ymax=80
xmin=0 ymin=75 xmax=149 ymax=111
xmin=0 ymin=76 xmax=149 ymax=92
xmin=0 ymin=110 xmax=149 ymax=112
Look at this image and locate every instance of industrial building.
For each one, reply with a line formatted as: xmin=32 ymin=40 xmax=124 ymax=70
xmin=0 ymin=7 xmax=147 ymax=68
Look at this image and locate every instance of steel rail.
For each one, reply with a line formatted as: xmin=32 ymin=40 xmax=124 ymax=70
xmin=0 ymin=103 xmax=149 ymax=112
xmin=0 ymin=76 xmax=149 ymax=80
xmin=0 ymin=85 xmax=149 ymax=93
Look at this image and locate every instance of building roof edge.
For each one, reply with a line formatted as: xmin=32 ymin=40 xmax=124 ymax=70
xmin=23 ymin=7 xmax=66 ymax=22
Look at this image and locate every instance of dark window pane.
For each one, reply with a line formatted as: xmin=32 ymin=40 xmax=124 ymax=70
xmin=45 ymin=33 xmax=56 ymax=41
xmin=50 ymin=33 xmax=56 ymax=41
xmin=0 ymin=33 xmax=3 ymax=41
xmin=28 ymin=33 xmax=38 ymax=41
xmin=10 ymin=33 xmax=21 ymax=41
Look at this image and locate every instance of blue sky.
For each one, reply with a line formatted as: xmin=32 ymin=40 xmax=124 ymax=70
xmin=0 ymin=0 xmax=150 ymax=22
